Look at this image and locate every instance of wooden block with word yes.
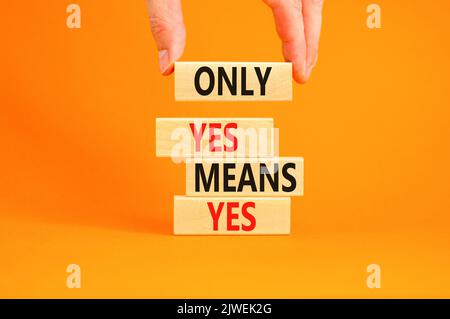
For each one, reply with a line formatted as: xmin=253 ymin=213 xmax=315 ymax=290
xmin=174 ymin=196 xmax=290 ymax=235
xmin=175 ymin=62 xmax=292 ymax=101
xmin=185 ymin=157 xmax=304 ymax=197
xmin=156 ymin=118 xmax=276 ymax=159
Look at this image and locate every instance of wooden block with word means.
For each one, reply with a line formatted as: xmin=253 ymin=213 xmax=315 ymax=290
xmin=156 ymin=118 xmax=276 ymax=159
xmin=175 ymin=62 xmax=292 ymax=101
xmin=186 ymin=157 xmax=304 ymax=197
xmin=174 ymin=196 xmax=290 ymax=235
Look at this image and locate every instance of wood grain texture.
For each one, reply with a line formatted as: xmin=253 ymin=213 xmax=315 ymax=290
xmin=185 ymin=157 xmax=304 ymax=197
xmin=174 ymin=196 xmax=290 ymax=235
xmin=156 ymin=118 xmax=275 ymax=158
xmin=175 ymin=62 xmax=292 ymax=101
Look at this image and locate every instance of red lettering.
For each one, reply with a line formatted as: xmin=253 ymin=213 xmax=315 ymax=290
xmin=224 ymin=123 xmax=238 ymax=152
xmin=227 ymin=202 xmax=240 ymax=231
xmin=209 ymin=123 xmax=222 ymax=152
xmin=241 ymin=202 xmax=256 ymax=231
xmin=207 ymin=202 xmax=224 ymax=231
xmin=189 ymin=123 xmax=207 ymax=152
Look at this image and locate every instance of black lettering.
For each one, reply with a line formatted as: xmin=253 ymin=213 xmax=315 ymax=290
xmin=255 ymin=67 xmax=272 ymax=95
xmin=238 ymin=163 xmax=257 ymax=192
xmin=282 ymin=163 xmax=297 ymax=192
xmin=195 ymin=163 xmax=219 ymax=192
xmin=260 ymin=163 xmax=279 ymax=192
xmin=218 ymin=67 xmax=237 ymax=95
xmin=241 ymin=67 xmax=254 ymax=96
xmin=194 ymin=67 xmax=215 ymax=96
xmin=223 ymin=163 xmax=236 ymax=192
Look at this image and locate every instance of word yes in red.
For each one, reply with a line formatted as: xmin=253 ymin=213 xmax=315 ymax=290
xmin=189 ymin=122 xmax=238 ymax=153
xmin=207 ymin=201 xmax=256 ymax=232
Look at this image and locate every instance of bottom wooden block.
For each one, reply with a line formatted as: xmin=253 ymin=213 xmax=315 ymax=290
xmin=174 ymin=196 xmax=290 ymax=235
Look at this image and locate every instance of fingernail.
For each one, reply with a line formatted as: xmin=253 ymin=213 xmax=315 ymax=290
xmin=305 ymin=65 xmax=313 ymax=80
xmin=299 ymin=60 xmax=308 ymax=83
xmin=158 ymin=50 xmax=169 ymax=74
xmin=306 ymin=54 xmax=318 ymax=80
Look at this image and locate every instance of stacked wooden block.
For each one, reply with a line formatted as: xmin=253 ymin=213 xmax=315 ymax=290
xmin=155 ymin=62 xmax=303 ymax=235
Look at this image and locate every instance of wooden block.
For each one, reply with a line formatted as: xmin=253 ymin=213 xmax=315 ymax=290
xmin=175 ymin=62 xmax=292 ymax=101
xmin=156 ymin=118 xmax=277 ymax=159
xmin=185 ymin=157 xmax=304 ymax=197
xmin=174 ymin=196 xmax=290 ymax=235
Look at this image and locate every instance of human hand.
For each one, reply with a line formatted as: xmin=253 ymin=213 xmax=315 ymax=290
xmin=145 ymin=0 xmax=323 ymax=83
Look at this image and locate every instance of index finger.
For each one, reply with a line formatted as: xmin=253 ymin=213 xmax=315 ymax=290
xmin=263 ymin=0 xmax=308 ymax=83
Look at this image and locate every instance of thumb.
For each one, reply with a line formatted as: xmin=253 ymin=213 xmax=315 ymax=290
xmin=146 ymin=0 xmax=186 ymax=75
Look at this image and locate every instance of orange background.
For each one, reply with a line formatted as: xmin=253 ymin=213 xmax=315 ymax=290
xmin=1 ymin=0 xmax=450 ymax=298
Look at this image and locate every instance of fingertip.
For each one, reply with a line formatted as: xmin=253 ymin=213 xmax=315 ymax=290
xmin=303 ymin=53 xmax=318 ymax=82
xmin=161 ymin=63 xmax=174 ymax=76
xmin=157 ymin=31 xmax=185 ymax=76
xmin=293 ymin=70 xmax=308 ymax=84
xmin=147 ymin=0 xmax=186 ymax=76
xmin=291 ymin=59 xmax=308 ymax=84
xmin=158 ymin=50 xmax=170 ymax=74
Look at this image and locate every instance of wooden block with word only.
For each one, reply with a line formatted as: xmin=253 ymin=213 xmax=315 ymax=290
xmin=174 ymin=196 xmax=290 ymax=235
xmin=185 ymin=157 xmax=304 ymax=197
xmin=175 ymin=62 xmax=292 ymax=101
xmin=156 ymin=118 xmax=277 ymax=159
